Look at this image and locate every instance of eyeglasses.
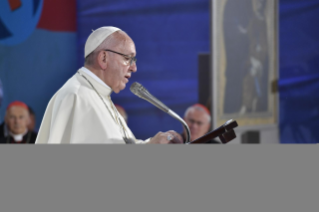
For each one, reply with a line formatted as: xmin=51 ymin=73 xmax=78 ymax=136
xmin=104 ymin=49 xmax=137 ymax=66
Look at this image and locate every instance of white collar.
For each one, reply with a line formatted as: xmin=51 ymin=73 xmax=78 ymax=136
xmin=80 ymin=67 xmax=112 ymax=90
xmin=9 ymin=130 xmax=28 ymax=142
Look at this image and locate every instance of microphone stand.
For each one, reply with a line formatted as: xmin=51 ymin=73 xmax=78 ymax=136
xmin=130 ymin=82 xmax=239 ymax=144
xmin=167 ymin=110 xmax=191 ymax=143
xmin=130 ymin=82 xmax=191 ymax=143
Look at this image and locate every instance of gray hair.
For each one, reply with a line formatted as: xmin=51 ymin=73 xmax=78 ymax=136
xmin=184 ymin=105 xmax=211 ymax=123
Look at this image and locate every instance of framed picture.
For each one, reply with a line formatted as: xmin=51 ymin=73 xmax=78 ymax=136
xmin=211 ymin=0 xmax=278 ymax=127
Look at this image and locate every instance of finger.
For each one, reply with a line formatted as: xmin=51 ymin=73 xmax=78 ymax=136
xmin=167 ymin=131 xmax=183 ymax=143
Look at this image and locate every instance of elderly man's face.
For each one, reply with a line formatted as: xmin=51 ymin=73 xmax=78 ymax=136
xmin=5 ymin=106 xmax=30 ymax=134
xmin=184 ymin=109 xmax=211 ymax=141
xmin=105 ymin=35 xmax=137 ymax=93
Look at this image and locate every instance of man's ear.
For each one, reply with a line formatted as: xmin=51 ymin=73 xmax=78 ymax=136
xmin=97 ymin=51 xmax=108 ymax=70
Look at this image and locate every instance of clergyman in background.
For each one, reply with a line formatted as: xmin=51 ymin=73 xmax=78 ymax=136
xmin=0 ymin=101 xmax=37 ymax=144
xmin=182 ymin=104 xmax=220 ymax=144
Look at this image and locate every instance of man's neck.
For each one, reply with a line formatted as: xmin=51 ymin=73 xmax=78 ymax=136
xmin=9 ymin=129 xmax=28 ymax=142
xmin=84 ymin=65 xmax=103 ymax=79
xmin=85 ymin=64 xmax=96 ymax=72
xmin=82 ymin=66 xmax=112 ymax=90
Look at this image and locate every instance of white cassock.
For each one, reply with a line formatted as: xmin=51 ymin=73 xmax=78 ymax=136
xmin=35 ymin=67 xmax=147 ymax=144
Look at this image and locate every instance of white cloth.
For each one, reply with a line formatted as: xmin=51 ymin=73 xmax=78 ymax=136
xmin=9 ymin=130 xmax=28 ymax=142
xmin=35 ymin=68 xmax=146 ymax=144
xmin=80 ymin=67 xmax=110 ymax=89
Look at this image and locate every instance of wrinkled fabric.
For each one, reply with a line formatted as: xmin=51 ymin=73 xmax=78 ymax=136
xmin=36 ymin=68 xmax=145 ymax=144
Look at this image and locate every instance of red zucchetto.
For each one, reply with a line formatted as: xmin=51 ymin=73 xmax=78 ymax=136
xmin=6 ymin=101 xmax=29 ymax=111
xmin=192 ymin=103 xmax=211 ymax=116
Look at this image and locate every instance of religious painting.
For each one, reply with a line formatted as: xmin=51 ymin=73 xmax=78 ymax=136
xmin=212 ymin=0 xmax=278 ymax=127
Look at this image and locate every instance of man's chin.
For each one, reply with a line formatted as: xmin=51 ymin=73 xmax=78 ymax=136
xmin=113 ymin=84 xmax=126 ymax=94
xmin=12 ymin=130 xmax=24 ymax=135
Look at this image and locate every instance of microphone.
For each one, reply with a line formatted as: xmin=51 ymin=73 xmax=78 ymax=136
xmin=130 ymin=82 xmax=191 ymax=143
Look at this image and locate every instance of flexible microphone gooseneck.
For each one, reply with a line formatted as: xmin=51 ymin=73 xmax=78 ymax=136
xmin=130 ymin=82 xmax=191 ymax=143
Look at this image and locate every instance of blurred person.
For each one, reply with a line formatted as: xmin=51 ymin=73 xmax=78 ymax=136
xmin=0 ymin=101 xmax=37 ymax=144
xmin=115 ymin=104 xmax=128 ymax=123
xmin=36 ymin=26 xmax=182 ymax=144
xmin=182 ymin=104 xmax=219 ymax=144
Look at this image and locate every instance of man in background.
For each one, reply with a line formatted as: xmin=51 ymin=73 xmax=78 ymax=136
xmin=182 ymin=104 xmax=219 ymax=144
xmin=0 ymin=101 xmax=37 ymax=144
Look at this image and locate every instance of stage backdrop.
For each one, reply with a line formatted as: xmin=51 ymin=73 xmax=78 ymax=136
xmin=77 ymin=0 xmax=211 ymax=139
xmin=279 ymin=0 xmax=319 ymax=143
xmin=0 ymin=0 xmax=77 ymax=130
xmin=1 ymin=0 xmax=318 ymax=143
xmin=77 ymin=0 xmax=319 ymax=142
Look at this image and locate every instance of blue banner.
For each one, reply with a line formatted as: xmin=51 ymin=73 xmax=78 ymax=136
xmin=279 ymin=0 xmax=319 ymax=143
xmin=0 ymin=0 xmax=77 ymax=130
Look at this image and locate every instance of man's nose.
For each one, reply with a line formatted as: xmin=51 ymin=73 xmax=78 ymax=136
xmin=130 ymin=62 xmax=137 ymax=73
xmin=189 ymin=122 xmax=198 ymax=129
xmin=192 ymin=123 xmax=201 ymax=129
xmin=14 ymin=120 xmax=20 ymax=125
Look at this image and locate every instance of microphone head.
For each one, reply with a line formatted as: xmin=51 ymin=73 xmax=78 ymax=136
xmin=130 ymin=82 xmax=170 ymax=113
xmin=130 ymin=82 xmax=144 ymax=96
xmin=130 ymin=82 xmax=190 ymax=141
xmin=130 ymin=82 xmax=152 ymax=99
